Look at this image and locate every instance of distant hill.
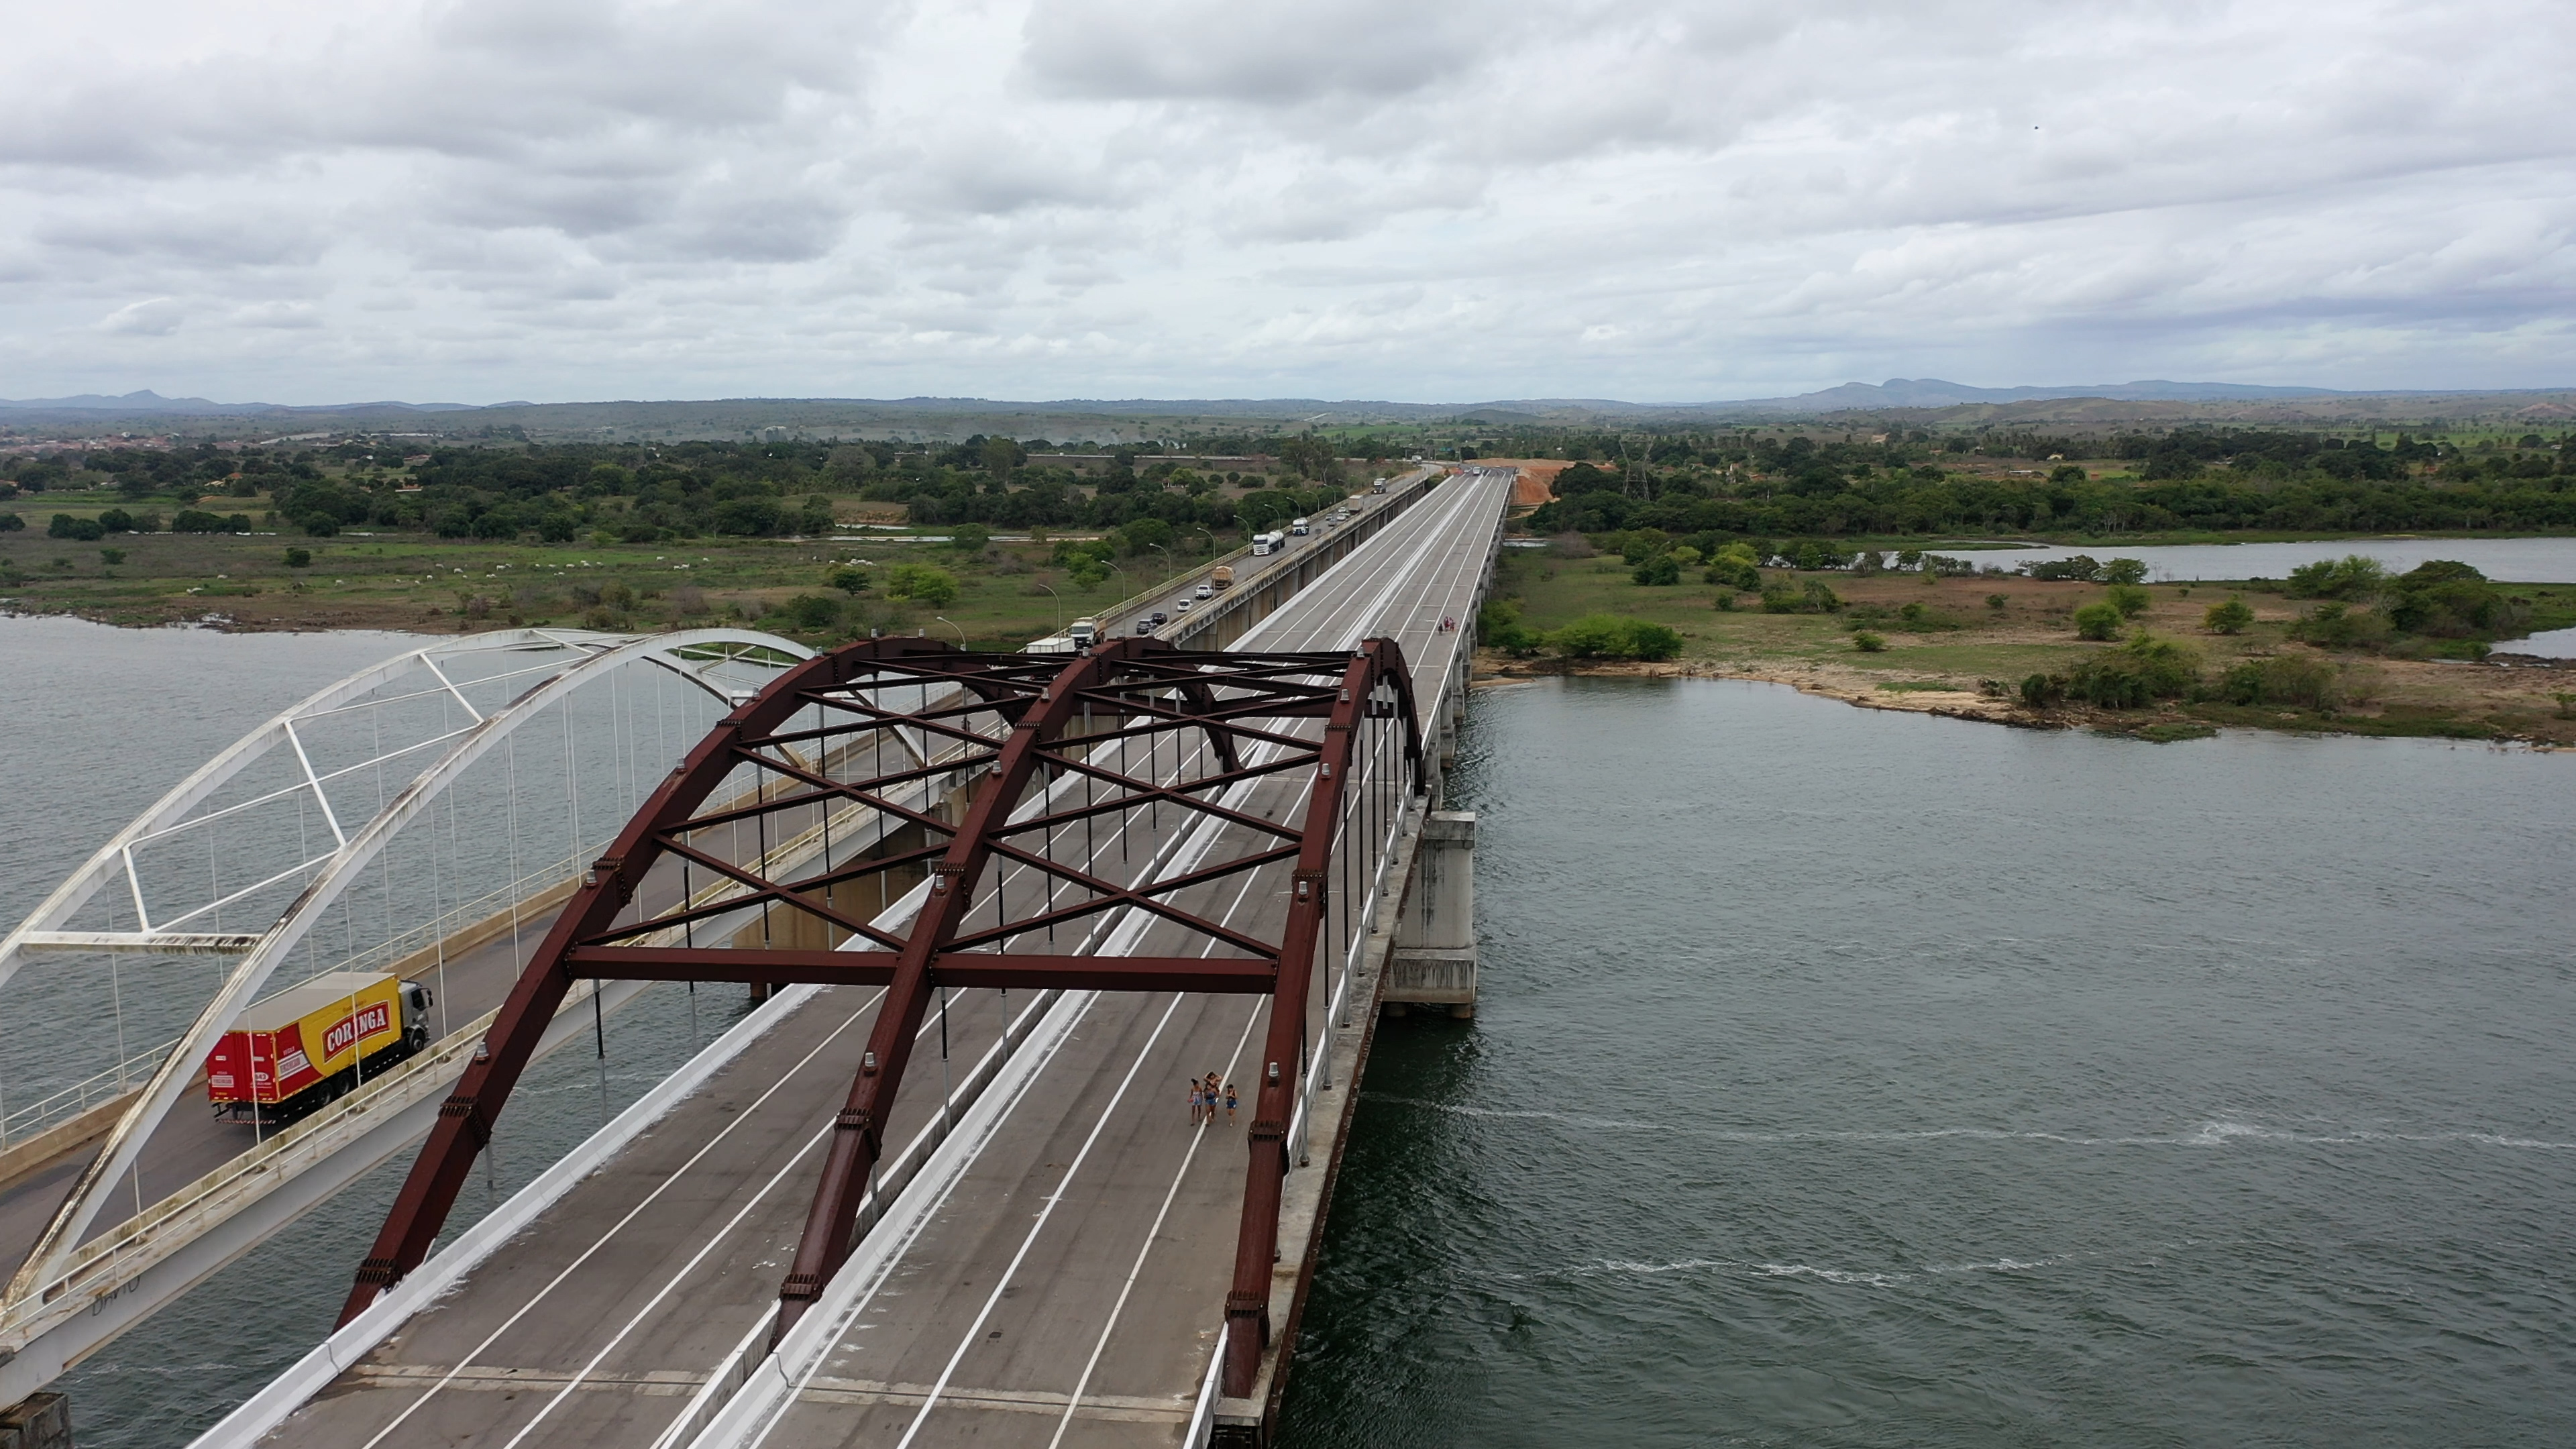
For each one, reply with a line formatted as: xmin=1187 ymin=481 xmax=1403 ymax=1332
xmin=3 ymin=383 xmax=2571 ymax=440
xmin=0 ymin=390 xmax=482 ymax=415
xmin=1715 ymin=378 xmax=2358 ymax=411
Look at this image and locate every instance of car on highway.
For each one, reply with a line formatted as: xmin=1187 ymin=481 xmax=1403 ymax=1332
xmin=1194 ymin=583 xmax=1214 ymax=599
xmin=1134 ymin=618 xmax=1154 ymax=635
xmin=1175 ymin=598 xmax=1193 ymax=613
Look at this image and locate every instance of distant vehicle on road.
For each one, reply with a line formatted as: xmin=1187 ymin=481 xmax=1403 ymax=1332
xmin=1150 ymin=610 xmax=1168 ymax=627
xmin=1290 ymin=517 xmax=1311 ymax=535
xmin=1069 ymin=617 xmax=1099 ymax=649
xmin=1252 ymin=531 xmax=1285 ymax=555
xmin=1134 ymin=618 xmax=1155 ymax=635
xmin=1210 ymin=566 xmax=1234 ymax=588
xmin=1194 ymin=583 xmax=1214 ymax=599
xmin=1175 ymin=598 xmax=1193 ymax=613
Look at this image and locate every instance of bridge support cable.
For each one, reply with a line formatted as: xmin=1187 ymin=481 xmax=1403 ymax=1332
xmin=331 ymin=635 xmax=1426 ymax=1357
xmin=0 ymin=629 xmax=806 ymax=1346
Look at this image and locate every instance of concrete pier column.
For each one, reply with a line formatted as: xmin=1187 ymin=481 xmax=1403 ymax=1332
xmin=0 ymin=1393 xmax=72 ymax=1449
xmin=1384 ymin=811 xmax=1477 ymax=1018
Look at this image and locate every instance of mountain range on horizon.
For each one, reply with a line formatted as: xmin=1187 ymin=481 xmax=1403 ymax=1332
xmin=0 ymin=380 xmax=2567 ymax=421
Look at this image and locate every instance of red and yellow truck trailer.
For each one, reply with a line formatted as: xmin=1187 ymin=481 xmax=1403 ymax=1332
xmin=206 ymin=970 xmax=433 ymax=1124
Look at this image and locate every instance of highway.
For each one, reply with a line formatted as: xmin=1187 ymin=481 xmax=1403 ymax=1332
xmin=228 ymin=468 xmax=1509 ymax=1448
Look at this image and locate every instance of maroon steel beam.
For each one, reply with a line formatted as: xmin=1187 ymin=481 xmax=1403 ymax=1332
xmin=1221 ymin=637 xmax=1421 ymax=1398
xmin=560 ymin=945 xmax=1277 ymax=994
xmin=335 ymin=636 xmax=1000 ymax=1325
xmin=767 ymin=635 xmax=1169 ymax=1343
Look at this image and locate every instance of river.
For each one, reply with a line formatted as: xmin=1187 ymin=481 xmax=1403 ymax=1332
xmin=4 ymin=623 xmax=2573 ymax=1446
xmin=1281 ymin=676 xmax=2575 ymax=1447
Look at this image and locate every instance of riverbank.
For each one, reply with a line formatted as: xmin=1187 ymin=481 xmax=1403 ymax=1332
xmin=1482 ymin=550 xmax=2576 ymax=746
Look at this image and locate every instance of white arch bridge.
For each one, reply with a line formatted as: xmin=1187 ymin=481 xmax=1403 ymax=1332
xmin=0 ymin=627 xmax=814 ymax=1407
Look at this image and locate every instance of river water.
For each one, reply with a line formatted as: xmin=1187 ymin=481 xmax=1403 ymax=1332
xmin=5 ymin=623 xmax=2574 ymax=1446
xmin=1281 ymin=676 xmax=2575 ymax=1447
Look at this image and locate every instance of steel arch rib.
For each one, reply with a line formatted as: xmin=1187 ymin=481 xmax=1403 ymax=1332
xmin=337 ymin=635 xmax=996 ymax=1322
xmin=1 ymin=628 xmax=809 ymax=1305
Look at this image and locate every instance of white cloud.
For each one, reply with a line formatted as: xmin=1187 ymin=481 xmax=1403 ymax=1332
xmin=98 ymin=298 xmax=184 ymax=335
xmin=1 ymin=0 xmax=2571 ymax=402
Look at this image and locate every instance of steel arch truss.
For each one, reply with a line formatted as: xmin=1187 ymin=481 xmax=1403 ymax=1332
xmin=0 ymin=628 xmax=808 ymax=1328
xmin=339 ymin=635 xmax=1427 ymax=1354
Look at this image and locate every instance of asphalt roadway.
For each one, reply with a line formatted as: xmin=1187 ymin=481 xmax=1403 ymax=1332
xmin=249 ymin=468 xmax=1508 ymax=1448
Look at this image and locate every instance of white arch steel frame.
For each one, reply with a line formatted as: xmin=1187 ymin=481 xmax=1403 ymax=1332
xmin=0 ymin=627 xmax=808 ymax=1321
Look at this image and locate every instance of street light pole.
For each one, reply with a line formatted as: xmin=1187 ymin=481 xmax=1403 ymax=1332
xmin=932 ymin=615 xmax=968 ymax=649
xmin=1032 ymin=582 xmax=1062 ymax=632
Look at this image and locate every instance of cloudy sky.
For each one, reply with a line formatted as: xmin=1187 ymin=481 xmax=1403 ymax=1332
xmin=3 ymin=0 xmax=2571 ymax=405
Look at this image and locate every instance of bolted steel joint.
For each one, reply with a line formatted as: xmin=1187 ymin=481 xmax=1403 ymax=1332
xmin=437 ymin=1095 xmax=490 ymax=1146
xmin=780 ymin=1273 xmax=824 ymax=1302
xmin=1248 ymin=1118 xmax=1287 ymax=1143
xmin=353 ymin=1256 xmax=402 ymax=1287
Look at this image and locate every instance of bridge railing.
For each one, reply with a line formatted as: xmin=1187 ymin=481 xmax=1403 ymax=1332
xmin=0 ymin=852 xmax=583 ymax=1155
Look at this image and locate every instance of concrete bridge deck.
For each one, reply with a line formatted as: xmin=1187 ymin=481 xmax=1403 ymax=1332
xmin=211 ymin=469 xmax=1509 ymax=1448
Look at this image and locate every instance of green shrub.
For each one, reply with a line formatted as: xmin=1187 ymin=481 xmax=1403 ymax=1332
xmin=48 ymin=513 xmax=103 ymax=541
xmin=99 ymin=547 xmax=125 ymax=566
xmin=2384 ymin=560 xmax=2522 ymax=637
xmin=2204 ymin=597 xmax=2255 ymax=635
xmin=1984 ymin=593 xmax=2008 ymax=610
xmin=2065 ymin=633 xmax=2201 ymax=708
xmin=1851 ymin=631 xmax=1887 ymax=652
xmin=2072 ymin=600 xmax=2123 ymax=639
xmin=283 ymin=547 xmax=311 ymax=568
xmin=2029 ymin=554 xmax=2103 ymax=582
xmin=883 ymin=563 xmax=960 ymax=606
xmin=2287 ymin=600 xmax=2391 ymax=649
xmin=2102 ymin=557 xmax=2149 ymax=585
xmin=1703 ymin=558 xmax=1761 ymax=592
xmin=2106 ymin=584 xmax=2151 ymax=618
xmin=828 ymin=564 xmax=872 ymax=594
xmin=97 ymin=508 xmax=134 ymax=533
xmin=1630 ymin=553 xmax=1682 ymax=586
xmin=2218 ymin=653 xmax=2343 ymax=710
xmin=2286 ymin=554 xmax=2388 ymax=600
xmin=1549 ymin=614 xmax=1682 ymax=661
xmin=0 ymin=512 xmax=22 ymax=533
xmin=1478 ymin=598 xmax=1544 ymax=655
xmin=1803 ymin=578 xmax=1841 ymax=612
xmin=2019 ymin=672 xmax=2065 ymax=708
xmin=786 ymin=593 xmax=842 ymax=631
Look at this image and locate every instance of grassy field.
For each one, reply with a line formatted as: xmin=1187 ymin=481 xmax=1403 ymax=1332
xmin=0 ymin=490 xmax=1191 ymax=649
xmin=1485 ymin=545 xmax=2576 ymax=746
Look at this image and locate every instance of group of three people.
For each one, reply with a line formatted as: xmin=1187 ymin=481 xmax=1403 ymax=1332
xmin=1188 ymin=1073 xmax=1238 ymax=1126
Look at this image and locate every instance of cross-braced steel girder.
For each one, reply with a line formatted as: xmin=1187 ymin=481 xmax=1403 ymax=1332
xmin=338 ymin=635 xmax=1426 ymax=1354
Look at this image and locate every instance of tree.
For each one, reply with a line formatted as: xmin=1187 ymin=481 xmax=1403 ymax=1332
xmin=48 ymin=513 xmax=103 ymax=541
xmin=1477 ymin=598 xmax=1543 ymax=655
xmin=2204 ymin=597 xmax=2255 ymax=635
xmin=284 ymin=547 xmax=312 ymax=568
xmin=2287 ymin=555 xmax=2388 ymax=600
xmin=883 ymin=563 xmax=959 ymax=607
xmin=948 ymin=523 xmax=993 ymax=555
xmin=2102 ymin=557 xmax=2149 ymax=585
xmin=785 ymin=594 xmax=842 ymax=632
xmin=828 ymin=564 xmax=872 ymax=595
xmin=0 ymin=512 xmax=22 ymax=532
xmin=1631 ymin=553 xmax=1682 ymax=586
xmin=981 ymin=437 xmax=1024 ymax=476
xmin=1549 ymin=614 xmax=1682 ymax=661
xmin=2073 ymin=600 xmax=2123 ymax=639
xmin=2106 ymin=584 xmax=2151 ymax=618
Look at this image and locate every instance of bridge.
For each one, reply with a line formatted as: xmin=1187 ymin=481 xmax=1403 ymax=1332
xmin=0 ymin=465 xmax=1509 ymax=1447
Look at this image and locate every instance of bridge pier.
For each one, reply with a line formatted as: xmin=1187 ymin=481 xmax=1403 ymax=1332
xmin=1385 ymin=811 xmax=1478 ymax=1018
xmin=0 ymin=1392 xmax=70 ymax=1449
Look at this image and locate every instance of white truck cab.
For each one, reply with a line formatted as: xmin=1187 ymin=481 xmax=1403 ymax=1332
xmin=1069 ymin=617 xmax=1099 ymax=649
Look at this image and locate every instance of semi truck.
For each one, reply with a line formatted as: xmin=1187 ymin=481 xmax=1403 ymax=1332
xmin=207 ymin=970 xmax=433 ymax=1125
xmin=1251 ymin=531 xmax=1285 ymax=556
xmin=1209 ymin=566 xmax=1234 ymax=589
xmin=1290 ymin=517 xmax=1311 ymax=535
xmin=1069 ymin=616 xmax=1099 ymax=649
